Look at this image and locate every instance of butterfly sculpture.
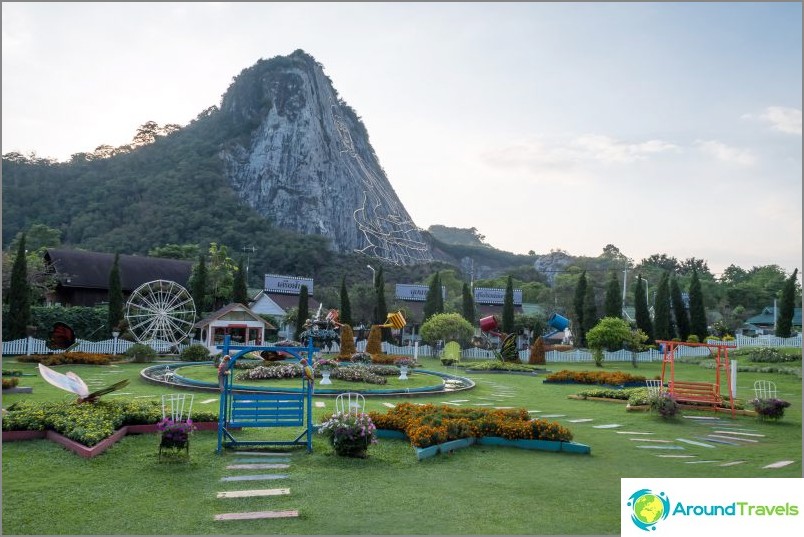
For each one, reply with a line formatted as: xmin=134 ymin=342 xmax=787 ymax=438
xmin=38 ymin=363 xmax=129 ymax=403
xmin=494 ymin=333 xmax=520 ymax=363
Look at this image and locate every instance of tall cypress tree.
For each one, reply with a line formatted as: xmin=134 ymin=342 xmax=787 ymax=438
xmin=634 ymin=274 xmax=654 ymax=343
xmin=374 ymin=266 xmax=390 ymax=342
xmin=7 ymin=233 xmax=31 ymax=339
xmin=776 ymin=268 xmax=798 ymax=338
xmin=461 ymin=282 xmax=475 ymax=324
xmin=339 ymin=276 xmax=353 ymax=325
xmin=232 ymin=258 xmax=249 ymax=305
xmin=423 ymin=271 xmax=443 ymax=322
xmin=295 ymin=285 xmax=309 ymax=341
xmin=582 ymin=283 xmax=598 ymax=340
xmin=670 ymin=274 xmax=690 ymax=341
xmin=603 ymin=270 xmax=621 ymax=319
xmin=107 ymin=253 xmax=124 ymax=334
xmin=502 ymin=275 xmax=515 ymax=334
xmin=653 ymin=271 xmax=673 ymax=341
xmin=190 ymin=254 xmax=209 ymax=314
xmin=573 ymin=271 xmax=588 ymax=345
xmin=688 ymin=269 xmax=708 ymax=340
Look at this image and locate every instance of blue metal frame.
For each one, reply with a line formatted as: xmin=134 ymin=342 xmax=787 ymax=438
xmin=216 ymin=335 xmax=316 ymax=453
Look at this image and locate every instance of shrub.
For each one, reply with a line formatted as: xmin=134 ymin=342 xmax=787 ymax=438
xmin=17 ymin=352 xmax=112 ymax=366
xmin=2 ymin=377 xmax=20 ymax=389
xmin=650 ymin=393 xmax=680 ymax=419
xmin=338 ymin=325 xmax=357 ymax=358
xmin=544 ymin=370 xmax=646 ymax=385
xmin=529 ymin=336 xmax=546 ymax=365
xmin=466 ymin=360 xmax=538 ymax=372
xmin=365 ymin=326 xmax=383 ymax=356
xmin=125 ymin=343 xmax=157 ymax=363
xmin=350 ymin=352 xmax=372 ymax=364
xmin=179 ymin=344 xmax=210 ymax=362
xmin=686 ymin=335 xmax=700 ymax=343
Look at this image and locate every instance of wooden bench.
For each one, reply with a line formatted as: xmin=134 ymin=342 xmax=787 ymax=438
xmin=669 ymin=381 xmax=722 ymax=406
xmin=229 ymin=393 xmax=304 ymax=429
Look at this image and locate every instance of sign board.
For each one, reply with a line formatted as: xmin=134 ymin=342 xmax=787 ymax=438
xmin=474 ymin=287 xmax=522 ymax=305
xmin=264 ymin=274 xmax=314 ymax=295
xmin=395 ymin=284 xmax=446 ymax=302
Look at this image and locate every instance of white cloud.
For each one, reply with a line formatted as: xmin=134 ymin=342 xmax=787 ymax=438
xmin=571 ymin=135 xmax=679 ymax=163
xmin=695 ymin=140 xmax=756 ymax=166
xmin=743 ymin=106 xmax=802 ymax=135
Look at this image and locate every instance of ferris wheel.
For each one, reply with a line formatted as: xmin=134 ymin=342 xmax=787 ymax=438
xmin=125 ymin=280 xmax=196 ymax=346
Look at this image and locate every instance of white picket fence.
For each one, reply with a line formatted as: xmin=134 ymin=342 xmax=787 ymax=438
xmin=1 ymin=337 xmax=200 ymax=356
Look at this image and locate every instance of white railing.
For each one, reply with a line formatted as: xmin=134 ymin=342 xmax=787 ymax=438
xmin=706 ymin=335 xmax=802 ymax=348
xmin=2 ymin=337 xmax=200 ymax=356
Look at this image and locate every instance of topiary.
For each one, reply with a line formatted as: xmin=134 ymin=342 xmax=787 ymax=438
xmin=179 ymin=344 xmax=210 ymax=362
xmin=125 ymin=343 xmax=157 ymax=363
xmin=529 ymin=336 xmax=546 ymax=365
xmin=365 ymin=325 xmax=383 ymax=358
xmin=339 ymin=325 xmax=356 ymax=358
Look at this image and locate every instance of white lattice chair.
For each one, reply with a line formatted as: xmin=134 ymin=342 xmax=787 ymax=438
xmin=334 ymin=392 xmax=365 ymax=416
xmin=753 ymin=380 xmax=777 ymax=399
xmin=646 ymin=379 xmax=664 ymax=398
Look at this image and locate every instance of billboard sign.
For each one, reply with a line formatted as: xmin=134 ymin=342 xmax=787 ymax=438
xmin=395 ymin=284 xmax=446 ymax=302
xmin=474 ymin=287 xmax=522 ymax=305
xmin=264 ymin=274 xmax=314 ymax=295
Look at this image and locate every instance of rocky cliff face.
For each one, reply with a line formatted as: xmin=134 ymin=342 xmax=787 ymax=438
xmin=219 ymin=50 xmax=432 ymax=265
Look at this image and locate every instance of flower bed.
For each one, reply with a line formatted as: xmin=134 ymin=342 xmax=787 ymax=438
xmin=543 ymin=369 xmax=648 ymax=387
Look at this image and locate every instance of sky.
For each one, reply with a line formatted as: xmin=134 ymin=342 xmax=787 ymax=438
xmin=2 ymin=2 xmax=802 ymax=277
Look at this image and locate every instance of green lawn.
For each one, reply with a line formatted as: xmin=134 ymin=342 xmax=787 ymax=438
xmin=2 ymin=354 xmax=801 ymax=535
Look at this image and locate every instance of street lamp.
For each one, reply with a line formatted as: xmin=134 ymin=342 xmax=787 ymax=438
xmin=638 ymin=276 xmax=651 ymax=310
xmin=112 ymin=330 xmax=120 ymax=356
xmin=367 ymin=264 xmax=376 ymax=286
xmin=242 ymin=246 xmax=257 ymax=284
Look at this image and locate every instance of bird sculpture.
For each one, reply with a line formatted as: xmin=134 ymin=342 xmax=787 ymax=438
xmin=38 ymin=363 xmax=129 ymax=403
xmin=299 ymin=357 xmax=315 ymax=382
xmin=46 ymin=322 xmax=78 ymax=352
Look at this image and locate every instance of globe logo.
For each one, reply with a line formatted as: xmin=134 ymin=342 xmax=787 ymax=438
xmin=627 ymin=489 xmax=670 ymax=531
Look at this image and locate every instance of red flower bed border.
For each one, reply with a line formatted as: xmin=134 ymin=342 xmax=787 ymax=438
xmin=2 ymin=422 xmax=220 ymax=458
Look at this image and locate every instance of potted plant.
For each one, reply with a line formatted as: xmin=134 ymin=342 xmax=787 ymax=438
xmin=750 ymin=398 xmax=791 ymax=421
xmin=318 ymin=411 xmax=378 ymax=458
xmin=650 ymin=392 xmax=680 ymax=419
xmin=314 ymin=357 xmax=338 ymax=384
xmin=157 ymin=417 xmax=194 ymax=457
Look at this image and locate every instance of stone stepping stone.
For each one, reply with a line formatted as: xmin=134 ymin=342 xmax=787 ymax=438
xmin=616 ymin=431 xmax=654 ymax=435
xmin=684 ymin=460 xmax=720 ymax=464
xmin=315 ymin=402 xmax=326 ymax=408
xmin=657 ymin=454 xmax=697 ymax=458
xmin=217 ymin=488 xmax=290 ymax=499
xmin=200 ymin=398 xmax=218 ymax=404
xmin=540 ymin=414 xmax=566 ymax=418
xmin=449 ymin=399 xmax=470 ymax=403
xmin=133 ymin=395 xmax=158 ymax=399
xmin=708 ymin=434 xmax=758 ymax=443
xmin=636 ymin=445 xmax=685 ymax=450
xmin=567 ymin=418 xmax=594 ymax=423
xmin=231 ymin=451 xmax=291 ymax=457
xmin=630 ymin=438 xmax=672 ymax=443
xmin=696 ymin=437 xmax=740 ymax=446
xmin=105 ymin=392 xmax=133 ymax=396
xmin=763 ymin=460 xmax=795 ymax=469
xmin=234 ymin=458 xmax=291 ymax=464
xmin=592 ymin=424 xmax=622 ymax=429
xmin=226 ymin=464 xmax=290 ymax=470
xmin=214 ymin=510 xmax=298 ymax=521
xmin=221 ymin=474 xmax=289 ymax=482
xmin=676 ymin=438 xmax=716 ymax=448
xmin=440 ymin=402 xmax=462 ymax=406
xmin=491 ymin=394 xmax=515 ymax=397
xmin=712 ymin=430 xmax=764 ymax=438
xmin=684 ymin=416 xmax=720 ymax=421
xmin=527 ymin=410 xmax=542 ymax=413
xmin=719 ymin=461 xmax=747 ymax=467
xmin=493 ymin=406 xmax=514 ymax=409
xmin=474 ymin=403 xmax=493 ymax=406
xmin=382 ymin=403 xmax=396 ymax=408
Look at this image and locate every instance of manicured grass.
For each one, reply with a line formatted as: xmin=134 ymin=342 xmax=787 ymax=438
xmin=2 ymin=354 xmax=801 ymax=535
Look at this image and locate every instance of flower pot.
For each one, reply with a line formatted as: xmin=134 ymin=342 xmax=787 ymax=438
xmin=320 ymin=369 xmax=332 ymax=385
xmin=398 ymin=366 xmax=409 ymax=380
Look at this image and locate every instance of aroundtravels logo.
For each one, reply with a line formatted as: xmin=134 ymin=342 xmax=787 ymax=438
xmin=626 ymin=489 xmax=671 ymax=531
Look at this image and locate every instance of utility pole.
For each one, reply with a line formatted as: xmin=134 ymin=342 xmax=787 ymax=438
xmin=622 ymin=266 xmax=628 ymax=316
xmin=242 ymin=246 xmax=256 ymax=284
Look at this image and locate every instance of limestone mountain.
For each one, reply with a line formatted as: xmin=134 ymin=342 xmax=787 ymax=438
xmin=219 ymin=50 xmax=432 ymax=265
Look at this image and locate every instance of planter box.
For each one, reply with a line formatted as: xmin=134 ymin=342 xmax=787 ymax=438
xmin=477 ymin=436 xmax=562 ymax=452
xmin=2 ymin=422 xmax=220 ymax=458
xmin=2 ymin=387 xmax=33 ymax=394
xmin=438 ymin=437 xmax=476 ymax=453
xmin=376 ymin=429 xmax=407 ymax=440
xmin=414 ymin=445 xmax=440 ymax=460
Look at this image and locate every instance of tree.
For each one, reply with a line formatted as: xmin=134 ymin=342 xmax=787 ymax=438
xmin=461 ymin=282 xmax=475 ymax=324
xmin=206 ymin=242 xmax=237 ymax=309
xmin=502 ymin=275 xmax=515 ymax=334
xmin=189 ymin=254 xmax=209 ymax=313
xmin=688 ymin=269 xmax=708 ymax=340
xmin=634 ymin=274 xmax=654 ymax=343
xmin=374 ymin=266 xmax=390 ymax=342
xmin=232 ymin=258 xmax=249 ymax=304
xmin=295 ymin=285 xmax=310 ymax=341
xmin=670 ymin=274 xmax=690 ymax=341
xmin=603 ymin=271 xmax=622 ymax=319
xmin=148 ymin=243 xmax=199 ymax=260
xmin=573 ymin=271 xmax=588 ymax=346
xmin=586 ymin=317 xmax=633 ymax=367
xmin=419 ymin=313 xmax=474 ymax=347
xmin=7 ymin=234 xmax=31 ymax=339
xmin=338 ymin=324 xmax=356 ymax=358
xmin=653 ymin=272 xmax=673 ymax=341
xmin=339 ymin=276 xmax=353 ymax=326
xmin=423 ymin=271 xmax=443 ymax=322
xmin=107 ymin=253 xmax=124 ymax=334
xmin=776 ymin=268 xmax=799 ymax=337
xmin=582 ymin=283 xmax=598 ymax=340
